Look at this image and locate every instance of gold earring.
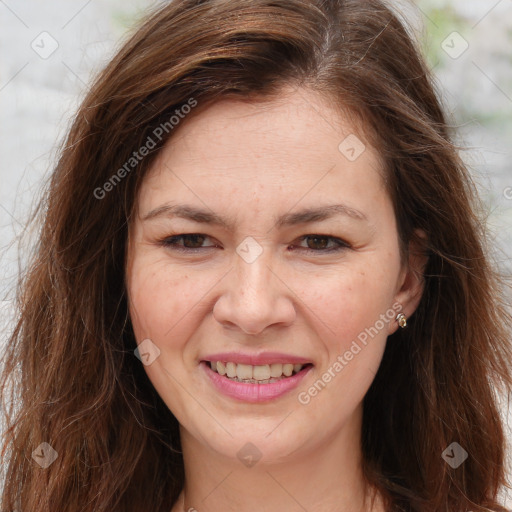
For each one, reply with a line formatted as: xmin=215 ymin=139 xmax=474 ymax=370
xmin=396 ymin=313 xmax=407 ymax=328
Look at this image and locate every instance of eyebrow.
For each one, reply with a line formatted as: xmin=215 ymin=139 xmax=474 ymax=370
xmin=141 ymin=202 xmax=368 ymax=230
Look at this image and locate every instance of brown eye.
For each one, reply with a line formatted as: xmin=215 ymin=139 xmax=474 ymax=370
xmin=305 ymin=236 xmax=329 ymax=250
xmin=180 ymin=234 xmax=207 ymax=248
xmin=295 ymin=235 xmax=350 ymax=253
xmin=160 ymin=234 xmax=217 ymax=251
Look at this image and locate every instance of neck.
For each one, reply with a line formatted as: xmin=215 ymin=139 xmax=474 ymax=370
xmin=174 ymin=407 xmax=383 ymax=512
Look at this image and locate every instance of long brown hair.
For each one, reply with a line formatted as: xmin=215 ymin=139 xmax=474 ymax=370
xmin=1 ymin=1 xmax=511 ymax=511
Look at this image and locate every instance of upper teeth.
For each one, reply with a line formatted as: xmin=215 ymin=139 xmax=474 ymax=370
xmin=210 ymin=361 xmax=304 ymax=381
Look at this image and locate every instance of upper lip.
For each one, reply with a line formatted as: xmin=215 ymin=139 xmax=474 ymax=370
xmin=201 ymin=352 xmax=313 ymax=366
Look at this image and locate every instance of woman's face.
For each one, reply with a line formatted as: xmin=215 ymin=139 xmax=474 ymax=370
xmin=126 ymin=87 xmax=421 ymax=464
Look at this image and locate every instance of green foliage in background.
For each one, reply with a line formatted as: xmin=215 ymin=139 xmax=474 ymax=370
xmin=416 ymin=2 xmax=470 ymax=68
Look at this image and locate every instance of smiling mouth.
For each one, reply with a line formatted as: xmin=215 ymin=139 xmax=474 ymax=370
xmin=205 ymin=361 xmax=313 ymax=384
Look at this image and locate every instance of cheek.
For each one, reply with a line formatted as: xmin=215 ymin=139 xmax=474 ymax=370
xmin=127 ymin=257 xmax=203 ymax=345
xmin=298 ymin=259 xmax=398 ymax=351
xmin=296 ymin=267 xmax=396 ymax=418
xmin=127 ymin=258 xmax=208 ymax=417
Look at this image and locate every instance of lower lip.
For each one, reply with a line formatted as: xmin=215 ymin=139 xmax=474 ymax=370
xmin=201 ymin=361 xmax=313 ymax=403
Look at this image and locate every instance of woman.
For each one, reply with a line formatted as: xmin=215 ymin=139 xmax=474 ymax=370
xmin=1 ymin=0 xmax=511 ymax=511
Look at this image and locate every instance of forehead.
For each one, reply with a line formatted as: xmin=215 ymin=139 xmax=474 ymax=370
xmin=160 ymin=88 xmax=374 ymax=167
xmin=136 ymin=88 xmax=387 ymax=223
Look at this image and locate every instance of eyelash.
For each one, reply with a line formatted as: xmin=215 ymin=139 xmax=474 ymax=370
xmin=158 ymin=233 xmax=350 ymax=254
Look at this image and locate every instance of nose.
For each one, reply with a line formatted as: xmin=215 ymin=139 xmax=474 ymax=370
xmin=212 ymin=246 xmax=296 ymax=335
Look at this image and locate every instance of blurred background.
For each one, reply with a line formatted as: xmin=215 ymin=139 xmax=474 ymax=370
xmin=0 ymin=0 xmax=511 ymax=505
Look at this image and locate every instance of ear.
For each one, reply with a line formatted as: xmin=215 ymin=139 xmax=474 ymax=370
xmin=388 ymin=229 xmax=429 ymax=335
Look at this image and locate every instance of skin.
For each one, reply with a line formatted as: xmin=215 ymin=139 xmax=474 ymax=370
xmin=126 ymin=86 xmax=427 ymax=512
